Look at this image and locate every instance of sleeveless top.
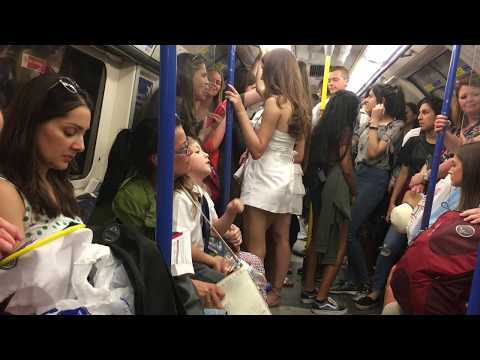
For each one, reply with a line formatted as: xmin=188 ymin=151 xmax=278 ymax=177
xmin=0 ymin=175 xmax=83 ymax=244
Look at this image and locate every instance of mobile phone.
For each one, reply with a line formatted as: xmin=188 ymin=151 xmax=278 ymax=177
xmin=214 ymin=100 xmax=227 ymax=117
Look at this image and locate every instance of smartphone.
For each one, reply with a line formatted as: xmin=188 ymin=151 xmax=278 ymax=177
xmin=214 ymin=100 xmax=227 ymax=117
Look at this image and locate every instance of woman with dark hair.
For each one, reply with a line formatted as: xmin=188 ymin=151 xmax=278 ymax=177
xmin=409 ymin=74 xmax=480 ymax=193
xmin=225 ymin=49 xmax=311 ymax=307
xmin=388 ymin=101 xmax=419 ymax=192
xmin=200 ymin=67 xmax=227 ymax=206
xmin=405 ymin=102 xmax=419 ymax=130
xmin=300 ymin=90 xmax=359 ymax=314
xmin=0 ymin=73 xmax=92 ymax=246
xmin=331 ymin=84 xmax=406 ymax=297
xmin=354 ymin=96 xmax=441 ymax=310
xmin=176 ymin=53 xmax=216 ymax=141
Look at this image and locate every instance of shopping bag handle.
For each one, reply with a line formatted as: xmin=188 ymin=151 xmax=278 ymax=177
xmin=0 ymin=224 xmax=86 ymax=266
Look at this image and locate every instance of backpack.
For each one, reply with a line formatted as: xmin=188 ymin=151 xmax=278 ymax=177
xmin=391 ymin=210 xmax=480 ymax=315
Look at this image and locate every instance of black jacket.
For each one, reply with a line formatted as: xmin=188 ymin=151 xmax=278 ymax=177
xmin=92 ymin=223 xmax=185 ymax=315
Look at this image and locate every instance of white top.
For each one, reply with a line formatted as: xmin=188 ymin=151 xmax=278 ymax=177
xmin=241 ymin=125 xmax=298 ymax=214
xmin=311 ymin=98 xmax=331 ymax=128
xmin=172 ymin=185 xmax=217 ymax=250
xmin=402 ymin=127 xmax=421 ymax=147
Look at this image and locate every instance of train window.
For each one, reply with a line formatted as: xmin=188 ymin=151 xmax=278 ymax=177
xmin=409 ymin=49 xmax=476 ymax=97
xmin=409 ymin=64 xmax=446 ymax=95
xmin=0 ymin=45 xmax=106 ymax=179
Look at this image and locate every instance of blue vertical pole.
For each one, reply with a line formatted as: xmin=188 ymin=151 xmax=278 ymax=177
xmin=156 ymin=45 xmax=176 ymax=265
xmin=421 ymin=45 xmax=462 ymax=230
xmin=467 ymin=249 xmax=480 ymax=314
xmin=220 ymin=45 xmax=237 ymax=213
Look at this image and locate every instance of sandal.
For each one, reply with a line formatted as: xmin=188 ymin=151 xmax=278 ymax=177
xmin=266 ymin=287 xmax=282 ymax=307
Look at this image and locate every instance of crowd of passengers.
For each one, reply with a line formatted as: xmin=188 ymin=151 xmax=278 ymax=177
xmin=1 ymin=47 xmax=480 ymax=315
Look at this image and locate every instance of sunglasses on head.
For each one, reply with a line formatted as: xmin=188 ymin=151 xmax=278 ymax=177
xmin=49 ymin=76 xmax=81 ymax=94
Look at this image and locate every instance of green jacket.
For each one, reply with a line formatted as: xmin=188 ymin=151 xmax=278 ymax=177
xmin=112 ymin=175 xmax=156 ymax=238
xmin=314 ymin=164 xmax=352 ymax=265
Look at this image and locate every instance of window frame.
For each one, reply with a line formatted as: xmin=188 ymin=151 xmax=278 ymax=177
xmin=68 ymin=46 xmax=107 ymax=180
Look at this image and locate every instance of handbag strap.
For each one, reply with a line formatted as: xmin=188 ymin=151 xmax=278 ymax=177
xmin=179 ymin=186 xmax=241 ymax=269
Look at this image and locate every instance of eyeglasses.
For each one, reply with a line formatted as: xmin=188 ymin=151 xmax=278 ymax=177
xmin=175 ymin=139 xmax=192 ymax=156
xmin=49 ymin=76 xmax=81 ymax=94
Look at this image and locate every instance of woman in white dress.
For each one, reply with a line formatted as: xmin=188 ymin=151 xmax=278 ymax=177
xmin=225 ymin=49 xmax=311 ymax=306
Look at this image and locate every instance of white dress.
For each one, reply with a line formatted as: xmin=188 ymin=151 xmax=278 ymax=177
xmin=240 ymin=127 xmax=303 ymax=215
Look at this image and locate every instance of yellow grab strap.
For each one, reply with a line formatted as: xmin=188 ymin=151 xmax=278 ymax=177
xmin=0 ymin=224 xmax=86 ymax=266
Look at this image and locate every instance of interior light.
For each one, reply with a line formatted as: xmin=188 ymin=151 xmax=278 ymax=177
xmin=364 ymin=45 xmax=403 ymax=63
xmin=324 ymin=45 xmax=335 ymax=57
xmin=347 ymin=45 xmax=406 ymax=93
xmin=261 ymin=45 xmax=292 ymax=53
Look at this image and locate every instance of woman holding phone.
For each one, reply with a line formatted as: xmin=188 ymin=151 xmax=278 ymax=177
xmin=199 ymin=67 xmax=227 ymax=206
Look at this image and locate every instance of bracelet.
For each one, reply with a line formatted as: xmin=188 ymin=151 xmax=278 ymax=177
xmin=369 ymin=125 xmax=379 ymax=130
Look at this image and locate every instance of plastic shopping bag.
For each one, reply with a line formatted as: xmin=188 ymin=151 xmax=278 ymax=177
xmin=0 ymin=228 xmax=134 ymax=315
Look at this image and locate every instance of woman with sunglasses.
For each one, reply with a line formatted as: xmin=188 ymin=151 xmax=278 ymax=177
xmin=0 ymin=73 xmax=92 ymax=250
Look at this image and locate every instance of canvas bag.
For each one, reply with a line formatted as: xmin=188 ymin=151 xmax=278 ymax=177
xmin=181 ymin=186 xmax=271 ymax=315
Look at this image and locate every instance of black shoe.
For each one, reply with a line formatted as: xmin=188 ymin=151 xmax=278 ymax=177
xmin=329 ymin=281 xmax=360 ymax=295
xmin=354 ymin=294 xmax=381 ymax=310
xmin=300 ymin=290 xmax=317 ymax=304
xmin=352 ymin=284 xmax=372 ymax=302
xmin=311 ymin=297 xmax=347 ymax=315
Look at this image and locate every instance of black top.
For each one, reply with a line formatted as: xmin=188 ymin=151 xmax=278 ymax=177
xmin=398 ymin=132 xmax=435 ymax=175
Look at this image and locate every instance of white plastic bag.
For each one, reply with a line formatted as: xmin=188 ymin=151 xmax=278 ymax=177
xmin=0 ymin=228 xmax=134 ymax=315
xmin=42 ymin=243 xmax=134 ymax=315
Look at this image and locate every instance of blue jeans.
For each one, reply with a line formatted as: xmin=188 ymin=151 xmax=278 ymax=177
xmin=371 ymin=224 xmax=407 ymax=292
xmin=347 ymin=164 xmax=389 ymax=286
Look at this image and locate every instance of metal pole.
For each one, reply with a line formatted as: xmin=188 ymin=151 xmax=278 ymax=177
xmin=421 ymin=45 xmax=462 ymax=230
xmin=220 ymin=45 xmax=237 ymax=213
xmin=156 ymin=45 xmax=176 ymax=265
xmin=467 ymin=249 xmax=480 ymax=314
